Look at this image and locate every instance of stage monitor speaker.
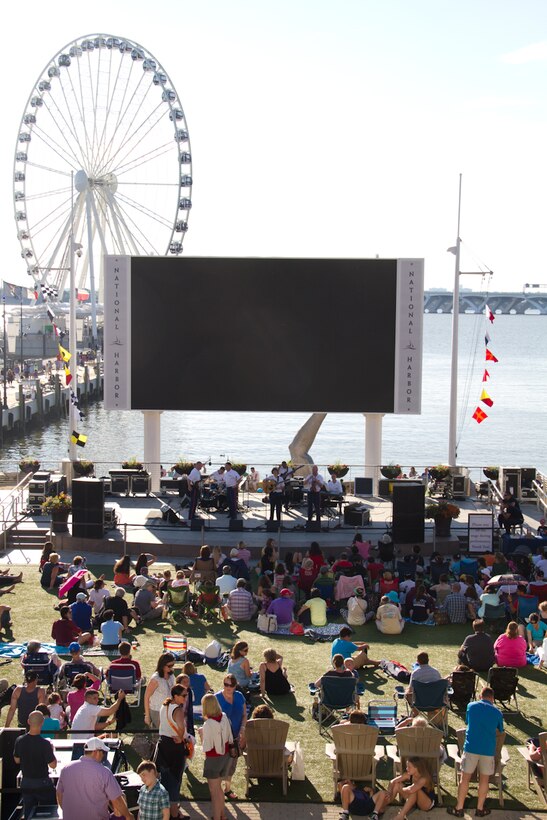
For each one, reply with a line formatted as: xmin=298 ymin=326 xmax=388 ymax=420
xmin=266 ymin=521 xmax=280 ymax=532
xmin=190 ymin=517 xmax=204 ymax=531
xmin=306 ymin=521 xmax=321 ymax=532
xmin=0 ymin=727 xmax=25 ymax=819
xmin=72 ymin=478 xmax=104 ymax=539
xmin=452 ymin=475 xmax=466 ymax=497
xmin=392 ymin=483 xmax=425 ymax=544
xmin=378 ymin=479 xmax=391 ymax=497
xmin=229 ymin=519 xmax=244 ymax=531
xmin=354 ymin=477 xmax=373 ymax=496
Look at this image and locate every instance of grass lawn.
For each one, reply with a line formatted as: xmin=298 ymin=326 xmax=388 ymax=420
xmin=2 ymin=562 xmax=546 ymax=809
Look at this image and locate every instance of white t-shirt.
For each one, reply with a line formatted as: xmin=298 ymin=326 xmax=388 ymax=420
xmin=224 ymin=469 xmax=240 ymax=488
xmin=70 ymin=702 xmax=102 ymax=739
xmin=217 ymin=574 xmax=238 ymax=595
xmin=87 ymin=587 xmax=110 ymax=613
xmin=210 ymin=470 xmax=226 ymax=486
xmin=304 ymin=473 xmax=325 ymax=492
xmin=188 ymin=467 xmax=202 ymax=485
xmin=327 ymin=479 xmax=343 ymax=494
xmin=347 ymin=596 xmax=367 ymax=626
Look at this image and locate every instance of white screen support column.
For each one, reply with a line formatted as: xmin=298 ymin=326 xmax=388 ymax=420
xmin=364 ymin=413 xmax=383 ymax=494
xmin=143 ymin=410 xmax=162 ymax=492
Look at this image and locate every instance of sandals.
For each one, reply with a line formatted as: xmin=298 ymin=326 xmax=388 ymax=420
xmin=446 ymin=809 xmax=464 ymax=817
xmin=224 ymin=789 xmax=238 ymax=800
xmin=475 ymin=811 xmax=491 ymax=817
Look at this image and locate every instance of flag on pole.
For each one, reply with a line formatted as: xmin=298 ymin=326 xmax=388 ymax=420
xmin=473 ymin=407 xmax=488 ymax=423
xmin=482 ymin=369 xmax=490 ymax=382
xmin=40 ymin=283 xmax=58 ymax=300
xmin=47 ymin=307 xmax=55 ymax=322
xmin=71 ymin=430 xmax=87 ymax=447
xmin=485 ymin=304 xmax=495 ymax=323
xmin=480 ymin=389 xmax=494 ymax=407
xmin=58 ymin=345 xmax=71 ymax=362
xmin=3 ymin=282 xmax=23 ymax=300
xmin=64 ymin=367 xmax=72 ymax=386
xmin=484 ymin=331 xmax=491 ymax=345
xmin=485 ymin=349 xmax=498 ymax=363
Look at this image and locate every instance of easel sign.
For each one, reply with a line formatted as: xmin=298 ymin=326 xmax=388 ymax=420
xmin=468 ymin=512 xmax=494 ymax=553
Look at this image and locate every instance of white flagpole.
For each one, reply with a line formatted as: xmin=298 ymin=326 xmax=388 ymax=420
xmin=448 ymin=174 xmax=462 ymax=467
xmin=69 ymin=172 xmax=77 ymax=461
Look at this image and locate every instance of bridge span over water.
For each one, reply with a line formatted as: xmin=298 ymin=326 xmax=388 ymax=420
xmin=424 ymin=290 xmax=547 ymax=314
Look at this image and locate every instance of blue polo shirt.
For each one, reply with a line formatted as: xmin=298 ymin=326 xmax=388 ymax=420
xmin=464 ymin=699 xmax=504 ymax=756
xmin=331 ymin=637 xmax=359 ymax=659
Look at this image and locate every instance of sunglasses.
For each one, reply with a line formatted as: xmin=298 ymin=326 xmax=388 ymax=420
xmin=224 ymin=681 xmax=236 ymax=687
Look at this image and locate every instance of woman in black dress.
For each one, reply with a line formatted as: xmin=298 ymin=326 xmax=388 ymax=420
xmin=259 ymin=648 xmax=291 ymax=696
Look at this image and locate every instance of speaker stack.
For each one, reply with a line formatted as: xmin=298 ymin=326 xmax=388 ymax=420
xmin=72 ymin=478 xmax=105 ymax=539
xmin=392 ymin=483 xmax=425 ymax=544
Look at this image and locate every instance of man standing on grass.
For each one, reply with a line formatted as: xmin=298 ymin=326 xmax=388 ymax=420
xmin=446 ymin=686 xmax=504 ymax=817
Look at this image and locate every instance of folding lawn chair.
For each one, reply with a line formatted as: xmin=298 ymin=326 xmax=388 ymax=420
xmin=106 ymin=663 xmax=142 ymax=707
xmin=448 ymin=670 xmax=477 ymax=712
xmin=482 ymin=603 xmax=507 ymax=634
xmin=325 ymin=724 xmax=382 ymax=800
xmin=195 ymin=582 xmax=221 ymax=619
xmin=487 ymin=666 xmax=519 ymax=712
xmin=315 ymin=675 xmax=359 ymax=734
xmin=410 ymin=679 xmax=449 ymax=736
xmin=430 ymin=562 xmax=450 ymax=584
xmin=460 ymin=558 xmax=478 ymax=580
xmin=517 ymin=731 xmax=547 ymax=805
xmin=366 ymin=699 xmax=398 ymax=735
xmin=163 ymin=585 xmax=191 ymax=621
xmin=517 ymin=594 xmax=539 ymax=623
xmin=22 ymin=652 xmax=60 ymax=690
xmin=162 ymin=634 xmax=187 ymax=661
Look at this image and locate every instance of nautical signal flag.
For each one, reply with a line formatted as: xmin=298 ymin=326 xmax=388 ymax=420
xmin=482 ymin=369 xmax=490 ymax=382
xmin=480 ymin=389 xmax=494 ymax=407
xmin=485 ymin=348 xmax=498 ymax=363
xmin=40 ymin=283 xmax=58 ymax=300
xmin=485 ymin=304 xmax=495 ymax=323
xmin=71 ymin=430 xmax=87 ymax=447
xmin=64 ymin=367 xmax=72 ymax=386
xmin=484 ymin=331 xmax=491 ymax=345
xmin=58 ymin=345 xmax=71 ymax=362
xmin=473 ymin=407 xmax=488 ymax=424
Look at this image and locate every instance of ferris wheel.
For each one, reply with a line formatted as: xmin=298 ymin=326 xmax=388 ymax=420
xmin=13 ymin=33 xmax=192 ymax=310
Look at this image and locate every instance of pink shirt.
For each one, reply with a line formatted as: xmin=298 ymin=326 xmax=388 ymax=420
xmin=494 ymin=633 xmax=527 ymax=667
xmin=67 ymin=678 xmax=100 ymax=716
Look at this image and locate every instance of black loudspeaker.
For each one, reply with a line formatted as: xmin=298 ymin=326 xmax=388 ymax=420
xmin=521 ymin=467 xmax=536 ymax=489
xmin=354 ymin=477 xmax=373 ymax=496
xmin=266 ymin=521 xmax=280 ymax=532
xmin=0 ymin=727 xmax=25 ymax=819
xmin=392 ymin=483 xmax=425 ymax=544
xmin=229 ymin=519 xmax=244 ymax=531
xmin=72 ymin=478 xmax=104 ymax=539
xmin=378 ymin=479 xmax=392 ymax=497
xmin=452 ymin=475 xmax=466 ymax=497
xmin=191 ymin=517 xmax=204 ymax=531
xmin=306 ymin=521 xmax=321 ymax=532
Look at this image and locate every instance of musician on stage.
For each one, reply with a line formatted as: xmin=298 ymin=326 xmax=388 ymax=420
xmin=266 ymin=468 xmax=285 ymax=522
xmin=304 ymin=465 xmax=326 ymax=523
xmin=188 ymin=461 xmax=203 ymax=520
xmin=224 ymin=462 xmax=241 ymax=520
xmin=210 ymin=465 xmax=226 ymax=486
xmin=326 ymin=473 xmax=344 ymax=514
xmin=497 ymin=490 xmax=524 ymax=534
xmin=278 ymin=461 xmax=293 ymax=512
xmin=247 ymin=467 xmax=260 ymax=492
xmin=210 ymin=465 xmax=228 ymax=511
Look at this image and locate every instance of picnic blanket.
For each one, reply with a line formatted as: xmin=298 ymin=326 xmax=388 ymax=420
xmin=261 ymin=622 xmax=341 ymax=640
xmin=0 ymin=642 xmax=68 ymax=658
xmin=404 ymin=618 xmax=436 ymax=626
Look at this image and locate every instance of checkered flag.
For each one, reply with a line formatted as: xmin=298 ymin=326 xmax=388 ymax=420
xmin=40 ymin=283 xmax=58 ymax=300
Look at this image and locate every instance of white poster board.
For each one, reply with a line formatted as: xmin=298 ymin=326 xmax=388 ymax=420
xmin=468 ymin=513 xmax=494 ymax=553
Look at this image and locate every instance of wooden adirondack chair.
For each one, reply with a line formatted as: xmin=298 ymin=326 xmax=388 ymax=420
xmin=448 ymin=728 xmax=508 ymax=807
xmin=517 ymin=731 xmax=547 ymax=805
xmin=243 ymin=718 xmax=291 ymax=796
xmin=325 ymin=724 xmax=382 ymax=800
xmin=385 ymin=725 xmax=444 ymax=806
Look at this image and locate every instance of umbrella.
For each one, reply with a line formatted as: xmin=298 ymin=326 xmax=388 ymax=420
xmin=488 ymin=573 xmax=526 ymax=586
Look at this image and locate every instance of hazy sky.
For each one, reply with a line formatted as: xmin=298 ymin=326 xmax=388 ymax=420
xmin=2 ymin=0 xmax=547 ymax=292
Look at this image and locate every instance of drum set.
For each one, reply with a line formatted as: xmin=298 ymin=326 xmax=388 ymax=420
xmin=198 ymin=479 xmax=228 ymax=512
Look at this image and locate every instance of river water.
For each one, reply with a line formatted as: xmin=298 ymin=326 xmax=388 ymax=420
xmin=2 ymin=314 xmax=545 ymax=477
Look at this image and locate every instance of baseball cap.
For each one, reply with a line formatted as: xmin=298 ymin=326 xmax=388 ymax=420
xmin=230 ymin=548 xmax=239 ymax=557
xmin=76 ymin=592 xmax=87 ymax=601
xmin=68 ymin=641 xmax=81 ymax=654
xmin=84 ymin=737 xmax=110 ymax=752
xmin=280 ymin=588 xmax=292 ymax=597
xmin=133 ymin=575 xmax=148 ymax=588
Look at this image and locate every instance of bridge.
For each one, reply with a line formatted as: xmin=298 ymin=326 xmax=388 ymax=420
xmin=424 ymin=290 xmax=547 ymax=315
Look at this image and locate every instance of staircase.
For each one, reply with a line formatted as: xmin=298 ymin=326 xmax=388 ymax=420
xmin=4 ymin=523 xmax=50 ymax=553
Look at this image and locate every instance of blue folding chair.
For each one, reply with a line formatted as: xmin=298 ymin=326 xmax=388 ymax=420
xmin=517 ymin=594 xmax=539 ymax=623
xmin=411 ymin=679 xmax=449 ymax=736
xmin=106 ymin=663 xmax=142 ymax=707
xmin=459 ymin=559 xmax=478 ymax=581
xmin=315 ymin=675 xmax=359 ymax=734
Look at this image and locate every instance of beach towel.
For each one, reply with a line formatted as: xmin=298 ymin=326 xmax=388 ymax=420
xmin=0 ymin=642 xmax=68 ymax=659
xmin=335 ymin=574 xmax=365 ymax=601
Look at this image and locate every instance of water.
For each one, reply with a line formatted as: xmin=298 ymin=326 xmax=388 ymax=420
xmin=2 ymin=314 xmax=546 ymax=476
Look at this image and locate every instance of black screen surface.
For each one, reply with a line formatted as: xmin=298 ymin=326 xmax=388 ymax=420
xmin=130 ymin=256 xmax=398 ymax=412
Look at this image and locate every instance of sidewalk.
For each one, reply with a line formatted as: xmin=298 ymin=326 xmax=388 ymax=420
xmin=176 ymin=805 xmax=545 ymax=819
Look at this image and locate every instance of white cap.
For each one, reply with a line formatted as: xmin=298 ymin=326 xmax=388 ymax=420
xmin=133 ymin=575 xmax=148 ymax=588
xmin=84 ymin=737 xmax=110 ymax=752
xmin=76 ymin=592 xmax=87 ymax=601
xmin=230 ymin=548 xmax=239 ymax=557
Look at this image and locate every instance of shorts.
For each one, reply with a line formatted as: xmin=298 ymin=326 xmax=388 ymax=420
xmin=349 ymin=789 xmax=375 ymax=816
xmin=203 ymin=753 xmax=232 ymax=780
xmin=460 ymin=752 xmax=495 ymax=776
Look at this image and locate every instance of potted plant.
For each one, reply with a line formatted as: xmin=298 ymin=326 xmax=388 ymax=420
xmin=380 ymin=464 xmax=402 ymax=479
xmin=72 ymin=460 xmax=94 ymax=477
xmin=121 ymin=457 xmax=143 ymax=471
xmin=19 ymin=458 xmax=40 ymax=474
xmin=327 ymin=461 xmax=349 ymax=478
xmin=172 ymin=459 xmax=194 ymax=476
xmin=429 ymin=464 xmax=451 ymax=480
xmin=42 ymin=492 xmax=72 ymax=533
xmin=483 ymin=466 xmax=499 ymax=481
xmin=425 ymin=500 xmax=460 ymax=537
xmin=230 ymin=463 xmax=247 ymax=476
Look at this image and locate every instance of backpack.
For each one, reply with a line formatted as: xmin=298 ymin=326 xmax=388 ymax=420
xmin=379 ymin=659 xmax=411 ymax=683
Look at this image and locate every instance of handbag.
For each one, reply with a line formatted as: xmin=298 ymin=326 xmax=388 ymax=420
xmin=228 ymin=738 xmax=240 ymax=758
xmin=291 ymin=741 xmax=305 ymax=780
xmin=257 ymin=613 xmax=278 ymax=633
xmin=289 ymin=620 xmax=304 ymax=635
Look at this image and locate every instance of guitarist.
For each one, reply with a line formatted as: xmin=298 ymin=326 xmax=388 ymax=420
xmin=224 ymin=461 xmax=241 ymax=520
xmin=278 ymin=460 xmax=294 ymax=512
xmin=304 ymin=465 xmax=326 ymax=524
xmin=188 ymin=461 xmax=203 ymax=520
xmin=266 ymin=467 xmax=285 ymax=522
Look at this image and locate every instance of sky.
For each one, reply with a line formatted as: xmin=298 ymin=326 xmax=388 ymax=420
xmin=1 ymin=0 xmax=547 ymax=292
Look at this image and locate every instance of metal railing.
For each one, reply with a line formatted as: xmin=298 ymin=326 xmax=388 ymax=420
xmin=0 ymin=474 xmax=33 ymax=553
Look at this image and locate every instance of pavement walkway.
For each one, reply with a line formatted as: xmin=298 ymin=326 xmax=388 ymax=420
xmin=169 ymin=805 xmax=545 ymax=819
